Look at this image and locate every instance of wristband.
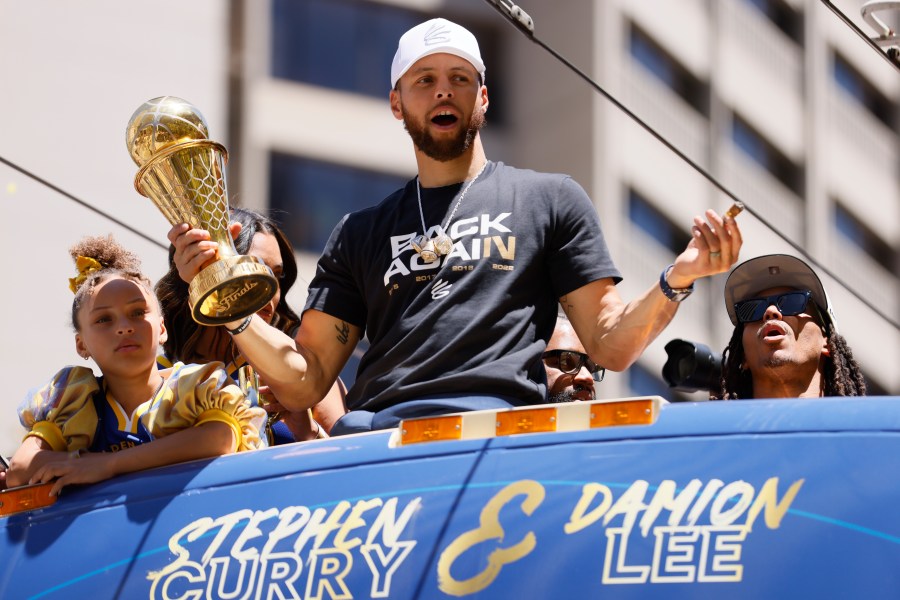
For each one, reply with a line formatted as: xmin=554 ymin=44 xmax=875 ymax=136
xmin=659 ymin=264 xmax=693 ymax=302
xmin=226 ymin=316 xmax=253 ymax=336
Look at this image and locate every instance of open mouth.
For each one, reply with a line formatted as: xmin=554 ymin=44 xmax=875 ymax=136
xmin=762 ymin=322 xmax=787 ymax=339
xmin=572 ymin=385 xmax=594 ymax=401
xmin=431 ymin=111 xmax=458 ymax=126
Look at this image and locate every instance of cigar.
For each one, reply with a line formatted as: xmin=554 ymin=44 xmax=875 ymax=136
xmin=725 ymin=202 xmax=744 ymax=219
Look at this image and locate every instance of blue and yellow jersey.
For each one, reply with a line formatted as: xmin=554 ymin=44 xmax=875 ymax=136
xmin=159 ymin=351 xmax=296 ymax=446
xmin=18 ymin=363 xmax=266 ymax=453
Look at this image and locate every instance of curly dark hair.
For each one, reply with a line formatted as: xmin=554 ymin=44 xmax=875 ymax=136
xmin=70 ymin=234 xmax=153 ymax=330
xmin=713 ymin=319 xmax=867 ymax=399
xmin=155 ymin=208 xmax=301 ymax=364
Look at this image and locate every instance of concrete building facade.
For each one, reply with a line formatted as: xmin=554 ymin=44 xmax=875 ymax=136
xmin=1 ymin=0 xmax=897 ymax=456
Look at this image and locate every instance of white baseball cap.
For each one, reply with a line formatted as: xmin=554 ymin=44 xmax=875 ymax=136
xmin=391 ymin=18 xmax=486 ymax=89
xmin=724 ymin=254 xmax=837 ymax=330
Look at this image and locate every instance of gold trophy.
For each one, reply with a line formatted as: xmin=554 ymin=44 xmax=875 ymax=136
xmin=126 ymin=96 xmax=277 ymax=325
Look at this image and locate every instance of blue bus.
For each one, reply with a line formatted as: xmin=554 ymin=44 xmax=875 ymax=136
xmin=2 ymin=395 xmax=898 ymax=599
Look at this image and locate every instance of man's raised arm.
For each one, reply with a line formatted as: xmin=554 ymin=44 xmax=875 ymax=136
xmin=563 ymin=209 xmax=742 ymax=371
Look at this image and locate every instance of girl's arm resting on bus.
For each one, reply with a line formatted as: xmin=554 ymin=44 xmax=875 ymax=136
xmin=6 ymin=436 xmax=68 ymax=488
xmin=29 ymin=421 xmax=235 ymax=496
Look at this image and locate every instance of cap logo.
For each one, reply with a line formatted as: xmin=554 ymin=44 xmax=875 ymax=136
xmin=424 ymin=22 xmax=452 ymax=46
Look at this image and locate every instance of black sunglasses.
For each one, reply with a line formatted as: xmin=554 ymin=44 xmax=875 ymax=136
xmin=734 ymin=290 xmax=815 ymax=323
xmin=542 ymin=350 xmax=606 ymax=382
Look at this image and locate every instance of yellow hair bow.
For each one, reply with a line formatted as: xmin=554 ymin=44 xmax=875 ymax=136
xmin=68 ymin=256 xmax=103 ymax=293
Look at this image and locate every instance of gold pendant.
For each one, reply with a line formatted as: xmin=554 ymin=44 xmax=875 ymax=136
xmin=411 ymin=234 xmax=430 ymax=254
xmin=412 ymin=235 xmax=439 ymax=263
xmin=433 ymin=233 xmax=454 ymax=256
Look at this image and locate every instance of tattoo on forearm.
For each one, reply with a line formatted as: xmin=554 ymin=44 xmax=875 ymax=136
xmin=335 ymin=321 xmax=350 ymax=345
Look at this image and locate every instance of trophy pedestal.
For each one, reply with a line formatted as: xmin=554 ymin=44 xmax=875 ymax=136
xmin=189 ymin=255 xmax=278 ymax=325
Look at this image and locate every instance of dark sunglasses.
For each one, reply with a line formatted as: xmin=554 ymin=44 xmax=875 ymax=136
xmin=542 ymin=350 xmax=606 ymax=382
xmin=734 ymin=290 xmax=816 ymax=323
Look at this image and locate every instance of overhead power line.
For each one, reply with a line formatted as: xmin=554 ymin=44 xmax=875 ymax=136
xmin=483 ymin=0 xmax=900 ymax=332
xmin=0 ymin=155 xmax=168 ymax=251
xmin=2 ymin=3 xmax=898 ymax=332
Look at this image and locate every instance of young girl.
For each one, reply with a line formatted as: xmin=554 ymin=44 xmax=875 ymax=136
xmin=6 ymin=235 xmax=265 ymax=496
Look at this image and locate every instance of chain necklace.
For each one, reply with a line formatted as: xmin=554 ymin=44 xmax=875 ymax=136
xmin=412 ymin=161 xmax=488 ymax=263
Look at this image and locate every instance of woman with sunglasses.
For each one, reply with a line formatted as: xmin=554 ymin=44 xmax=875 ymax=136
xmin=714 ymin=254 xmax=866 ymax=400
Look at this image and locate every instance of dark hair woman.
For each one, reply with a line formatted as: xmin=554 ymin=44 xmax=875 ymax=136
xmin=156 ymin=208 xmax=346 ymax=443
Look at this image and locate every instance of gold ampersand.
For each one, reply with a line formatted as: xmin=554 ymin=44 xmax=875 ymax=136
xmin=437 ymin=480 xmax=545 ymax=596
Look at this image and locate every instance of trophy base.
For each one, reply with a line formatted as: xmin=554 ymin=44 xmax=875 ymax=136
xmin=189 ymin=256 xmax=278 ymax=325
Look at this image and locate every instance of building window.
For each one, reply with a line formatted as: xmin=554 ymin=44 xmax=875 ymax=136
xmin=271 ymin=0 xmax=421 ymax=97
xmin=832 ymin=52 xmax=896 ymax=127
xmin=269 ymin=153 xmax=408 ymax=254
xmin=731 ymin=114 xmax=803 ymax=194
xmin=628 ymin=189 xmax=691 ymax=254
xmin=271 ymin=0 xmax=506 ymax=122
xmin=628 ymin=25 xmax=707 ymax=113
xmin=742 ymin=0 xmax=804 ymax=43
xmin=834 ymin=202 xmax=895 ymax=272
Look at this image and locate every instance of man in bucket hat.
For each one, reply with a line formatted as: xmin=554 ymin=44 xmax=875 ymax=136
xmin=714 ymin=254 xmax=866 ymax=399
xmin=170 ymin=18 xmax=741 ymax=433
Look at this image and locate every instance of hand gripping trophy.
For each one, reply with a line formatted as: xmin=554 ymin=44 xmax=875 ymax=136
xmin=126 ymin=96 xmax=277 ymax=325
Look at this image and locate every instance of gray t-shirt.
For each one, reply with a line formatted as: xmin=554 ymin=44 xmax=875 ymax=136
xmin=304 ymin=161 xmax=621 ymax=415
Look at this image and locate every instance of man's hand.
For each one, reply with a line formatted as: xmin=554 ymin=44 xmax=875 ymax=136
xmin=668 ymin=209 xmax=743 ymax=289
xmin=167 ymin=221 xmax=243 ymax=284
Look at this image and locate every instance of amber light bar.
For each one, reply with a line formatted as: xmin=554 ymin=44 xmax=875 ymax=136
xmin=396 ymin=396 xmax=664 ymax=446
xmin=400 ymin=414 xmax=463 ymax=444
xmin=590 ymin=398 xmax=656 ymax=428
xmin=0 ymin=482 xmax=57 ymax=517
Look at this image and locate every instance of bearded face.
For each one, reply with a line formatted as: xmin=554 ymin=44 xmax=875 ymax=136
xmin=548 ymin=386 xmax=596 ymax=404
xmin=400 ymin=102 xmax=486 ymax=162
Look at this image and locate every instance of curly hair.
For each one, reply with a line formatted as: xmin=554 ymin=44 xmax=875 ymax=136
xmin=155 ymin=208 xmax=301 ymax=364
xmin=713 ymin=321 xmax=867 ymax=399
xmin=70 ymin=234 xmax=153 ymax=330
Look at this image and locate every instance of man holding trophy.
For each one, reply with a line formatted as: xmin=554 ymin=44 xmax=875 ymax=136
xmin=165 ymin=19 xmax=741 ymax=434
